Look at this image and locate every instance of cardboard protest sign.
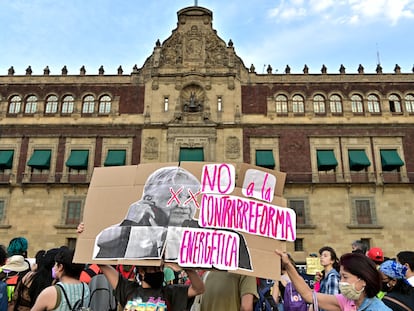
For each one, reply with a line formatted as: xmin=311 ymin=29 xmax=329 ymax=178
xmin=74 ymin=162 xmax=290 ymax=279
xmin=306 ymin=257 xmax=324 ymax=275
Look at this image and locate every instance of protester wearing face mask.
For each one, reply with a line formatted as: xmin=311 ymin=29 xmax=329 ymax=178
xmin=98 ymin=263 xmax=205 ymax=310
xmin=275 ymin=250 xmax=392 ymax=311
xmin=379 ymin=260 xmax=414 ymax=311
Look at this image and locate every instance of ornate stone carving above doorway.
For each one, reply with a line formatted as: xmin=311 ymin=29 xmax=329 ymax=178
xmin=181 ymin=84 xmax=204 ymax=113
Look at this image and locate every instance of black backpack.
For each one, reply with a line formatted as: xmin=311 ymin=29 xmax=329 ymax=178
xmin=56 ymin=283 xmax=86 ymax=311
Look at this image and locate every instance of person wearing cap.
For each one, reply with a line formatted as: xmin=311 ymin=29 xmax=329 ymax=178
xmin=379 ymin=259 xmax=414 ymax=311
xmin=367 ymin=247 xmax=385 ymax=266
xmin=366 ymin=247 xmax=386 ymax=299
xmin=0 ymin=255 xmax=30 ymax=305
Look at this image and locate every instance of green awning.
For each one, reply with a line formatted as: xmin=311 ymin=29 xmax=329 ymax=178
xmin=66 ymin=150 xmax=89 ymax=170
xmin=27 ymin=150 xmax=51 ymax=169
xmin=348 ymin=150 xmax=371 ymax=171
xmin=256 ymin=150 xmax=275 ymax=169
xmin=104 ymin=150 xmax=126 ymax=166
xmin=380 ymin=149 xmax=404 ymax=171
xmin=0 ymin=150 xmax=14 ymax=169
xmin=317 ymin=150 xmax=338 ymax=171
xmin=179 ymin=148 xmax=204 ymax=162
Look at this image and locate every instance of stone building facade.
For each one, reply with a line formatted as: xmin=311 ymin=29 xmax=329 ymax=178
xmin=0 ymin=6 xmax=413 ymax=260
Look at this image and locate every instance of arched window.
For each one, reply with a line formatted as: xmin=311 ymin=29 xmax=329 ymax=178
xmin=9 ymin=95 xmax=22 ymax=114
xmin=313 ymin=94 xmax=325 ymax=113
xmin=45 ymin=95 xmax=58 ymax=114
xmin=82 ymin=95 xmax=95 ymax=113
xmin=405 ymin=94 xmax=414 ymax=113
xmin=388 ymin=94 xmax=402 ymax=113
xmin=351 ymin=94 xmax=363 ymax=113
xmin=62 ymin=95 xmax=74 ymax=114
xmin=25 ymin=95 xmax=37 ymax=114
xmin=98 ymin=95 xmax=111 ymax=114
xmin=292 ymin=95 xmax=304 ymax=113
xmin=329 ymin=94 xmax=342 ymax=113
xmin=367 ymin=94 xmax=380 ymax=113
xmin=275 ymin=94 xmax=288 ymax=113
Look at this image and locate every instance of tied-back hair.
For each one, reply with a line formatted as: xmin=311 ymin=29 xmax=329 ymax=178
xmin=54 ymin=246 xmax=85 ymax=279
xmin=319 ymin=246 xmax=340 ymax=272
xmin=28 ymin=248 xmax=60 ymax=306
xmin=340 ymin=252 xmax=381 ymax=298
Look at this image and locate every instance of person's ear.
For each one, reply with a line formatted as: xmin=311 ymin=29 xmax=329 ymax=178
xmin=55 ymin=263 xmax=63 ymax=273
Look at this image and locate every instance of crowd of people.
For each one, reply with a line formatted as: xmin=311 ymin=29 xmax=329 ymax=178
xmin=1 ymin=235 xmax=413 ymax=311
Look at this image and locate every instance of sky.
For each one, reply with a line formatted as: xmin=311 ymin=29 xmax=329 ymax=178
xmin=1 ymin=0 xmax=414 ymax=75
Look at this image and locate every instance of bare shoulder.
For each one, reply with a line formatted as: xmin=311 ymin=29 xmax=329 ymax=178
xmin=31 ymin=285 xmax=58 ymax=311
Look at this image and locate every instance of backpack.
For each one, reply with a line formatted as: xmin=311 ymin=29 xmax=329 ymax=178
xmin=283 ymin=282 xmax=307 ymax=311
xmin=254 ymin=278 xmax=279 ymax=311
xmin=0 ymin=281 xmax=7 ymax=311
xmin=88 ymin=274 xmax=117 ymax=311
xmin=56 ymin=283 xmax=86 ymax=311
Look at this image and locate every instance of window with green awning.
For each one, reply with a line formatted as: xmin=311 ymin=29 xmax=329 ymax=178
xmin=317 ymin=150 xmax=338 ymax=171
xmin=66 ymin=150 xmax=89 ymax=170
xmin=27 ymin=150 xmax=51 ymax=169
xmin=104 ymin=150 xmax=126 ymax=166
xmin=179 ymin=148 xmax=204 ymax=162
xmin=0 ymin=150 xmax=14 ymax=169
xmin=380 ymin=149 xmax=404 ymax=171
xmin=256 ymin=150 xmax=275 ymax=169
xmin=348 ymin=150 xmax=371 ymax=171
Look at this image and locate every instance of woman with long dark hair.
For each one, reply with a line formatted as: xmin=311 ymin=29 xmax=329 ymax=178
xmin=12 ymin=248 xmax=59 ymax=310
xmin=31 ymin=246 xmax=90 ymax=311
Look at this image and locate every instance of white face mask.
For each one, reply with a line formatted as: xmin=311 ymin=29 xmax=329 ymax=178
xmin=339 ymin=281 xmax=364 ymax=300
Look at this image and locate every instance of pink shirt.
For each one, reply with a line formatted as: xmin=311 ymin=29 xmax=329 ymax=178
xmin=335 ymin=294 xmax=357 ymax=311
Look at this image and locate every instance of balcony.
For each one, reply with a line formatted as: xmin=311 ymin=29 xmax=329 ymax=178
xmin=0 ymin=173 xmax=11 ymax=183
xmin=22 ymin=172 xmax=55 ymax=183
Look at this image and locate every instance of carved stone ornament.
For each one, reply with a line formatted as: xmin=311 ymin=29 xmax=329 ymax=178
xmin=143 ymin=137 xmax=159 ymax=160
xmin=181 ymin=85 xmax=204 ymax=113
xmin=226 ymin=136 xmax=240 ymax=159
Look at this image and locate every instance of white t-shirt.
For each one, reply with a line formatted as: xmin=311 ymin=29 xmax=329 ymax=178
xmin=407 ymin=275 xmax=414 ymax=287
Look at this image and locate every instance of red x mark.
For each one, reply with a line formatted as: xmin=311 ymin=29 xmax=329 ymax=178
xmin=184 ymin=189 xmax=201 ymax=208
xmin=167 ymin=187 xmax=183 ymax=206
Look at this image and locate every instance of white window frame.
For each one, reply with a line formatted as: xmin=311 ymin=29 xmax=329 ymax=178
xmin=82 ymin=95 xmax=95 ymax=114
xmin=99 ymin=95 xmax=111 ymax=114
xmin=45 ymin=95 xmax=58 ymax=114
